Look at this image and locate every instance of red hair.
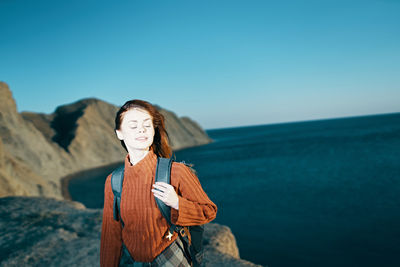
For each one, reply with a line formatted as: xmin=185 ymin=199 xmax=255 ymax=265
xmin=115 ymin=100 xmax=172 ymax=158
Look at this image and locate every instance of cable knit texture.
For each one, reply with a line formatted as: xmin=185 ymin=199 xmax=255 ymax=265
xmin=100 ymin=149 xmax=217 ymax=266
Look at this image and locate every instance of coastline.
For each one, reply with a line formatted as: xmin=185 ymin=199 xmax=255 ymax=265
xmin=60 ymin=161 xmax=124 ymax=202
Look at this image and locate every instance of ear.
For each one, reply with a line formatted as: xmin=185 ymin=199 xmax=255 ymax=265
xmin=115 ymin=129 xmax=124 ymax=140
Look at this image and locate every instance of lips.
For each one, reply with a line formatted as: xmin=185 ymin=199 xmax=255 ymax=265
xmin=136 ymin=137 xmax=148 ymax=141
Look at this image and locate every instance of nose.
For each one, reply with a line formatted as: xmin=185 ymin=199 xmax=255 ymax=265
xmin=138 ymin=125 xmax=146 ymax=133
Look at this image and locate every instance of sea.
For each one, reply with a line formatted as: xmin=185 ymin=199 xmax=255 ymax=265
xmin=68 ymin=112 xmax=400 ymax=267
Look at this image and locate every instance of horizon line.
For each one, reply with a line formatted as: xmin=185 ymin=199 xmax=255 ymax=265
xmin=204 ymin=111 xmax=400 ymax=131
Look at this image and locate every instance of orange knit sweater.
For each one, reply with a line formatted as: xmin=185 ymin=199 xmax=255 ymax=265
xmin=100 ymin=150 xmax=218 ymax=266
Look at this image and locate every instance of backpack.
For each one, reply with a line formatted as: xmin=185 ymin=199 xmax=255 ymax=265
xmin=111 ymin=157 xmax=204 ymax=267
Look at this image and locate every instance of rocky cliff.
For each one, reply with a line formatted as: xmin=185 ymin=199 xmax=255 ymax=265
xmin=0 ymin=196 xmax=262 ymax=267
xmin=0 ymin=81 xmax=212 ymax=199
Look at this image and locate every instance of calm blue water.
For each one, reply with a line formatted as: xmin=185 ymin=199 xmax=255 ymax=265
xmin=69 ymin=113 xmax=400 ymax=267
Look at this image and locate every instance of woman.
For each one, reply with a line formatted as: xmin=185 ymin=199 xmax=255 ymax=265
xmin=100 ymin=99 xmax=218 ymax=267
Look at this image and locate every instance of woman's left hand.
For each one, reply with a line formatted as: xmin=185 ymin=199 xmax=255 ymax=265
xmin=152 ymin=182 xmax=179 ymax=210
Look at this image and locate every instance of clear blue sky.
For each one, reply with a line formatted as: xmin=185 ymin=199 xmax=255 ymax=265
xmin=1 ymin=0 xmax=399 ymax=129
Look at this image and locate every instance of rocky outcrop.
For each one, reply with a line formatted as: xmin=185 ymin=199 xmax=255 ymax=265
xmin=0 ymin=81 xmax=212 ymax=199
xmin=0 ymin=82 xmax=68 ymax=199
xmin=0 ymin=196 xmax=263 ymax=267
xmin=203 ymin=224 xmax=263 ymax=266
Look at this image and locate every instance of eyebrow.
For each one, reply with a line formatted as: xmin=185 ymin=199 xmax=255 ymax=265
xmin=127 ymin=118 xmax=151 ymax=122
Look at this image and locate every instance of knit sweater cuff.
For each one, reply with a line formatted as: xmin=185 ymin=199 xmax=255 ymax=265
xmin=170 ymin=196 xmax=192 ymax=225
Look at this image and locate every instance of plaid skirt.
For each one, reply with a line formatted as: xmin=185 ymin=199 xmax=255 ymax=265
xmin=119 ymin=237 xmax=191 ymax=267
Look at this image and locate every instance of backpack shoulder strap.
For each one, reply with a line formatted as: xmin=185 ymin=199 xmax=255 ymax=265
xmin=111 ymin=165 xmax=125 ymax=228
xmin=154 ymin=157 xmax=173 ymax=225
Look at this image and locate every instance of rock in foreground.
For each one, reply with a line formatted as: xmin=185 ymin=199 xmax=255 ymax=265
xmin=0 ymin=197 xmax=263 ymax=267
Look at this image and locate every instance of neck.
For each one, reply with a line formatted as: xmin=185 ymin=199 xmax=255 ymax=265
xmin=128 ymin=148 xmax=150 ymax=165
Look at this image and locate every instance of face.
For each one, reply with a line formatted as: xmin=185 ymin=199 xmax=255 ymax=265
xmin=115 ymin=108 xmax=155 ymax=152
